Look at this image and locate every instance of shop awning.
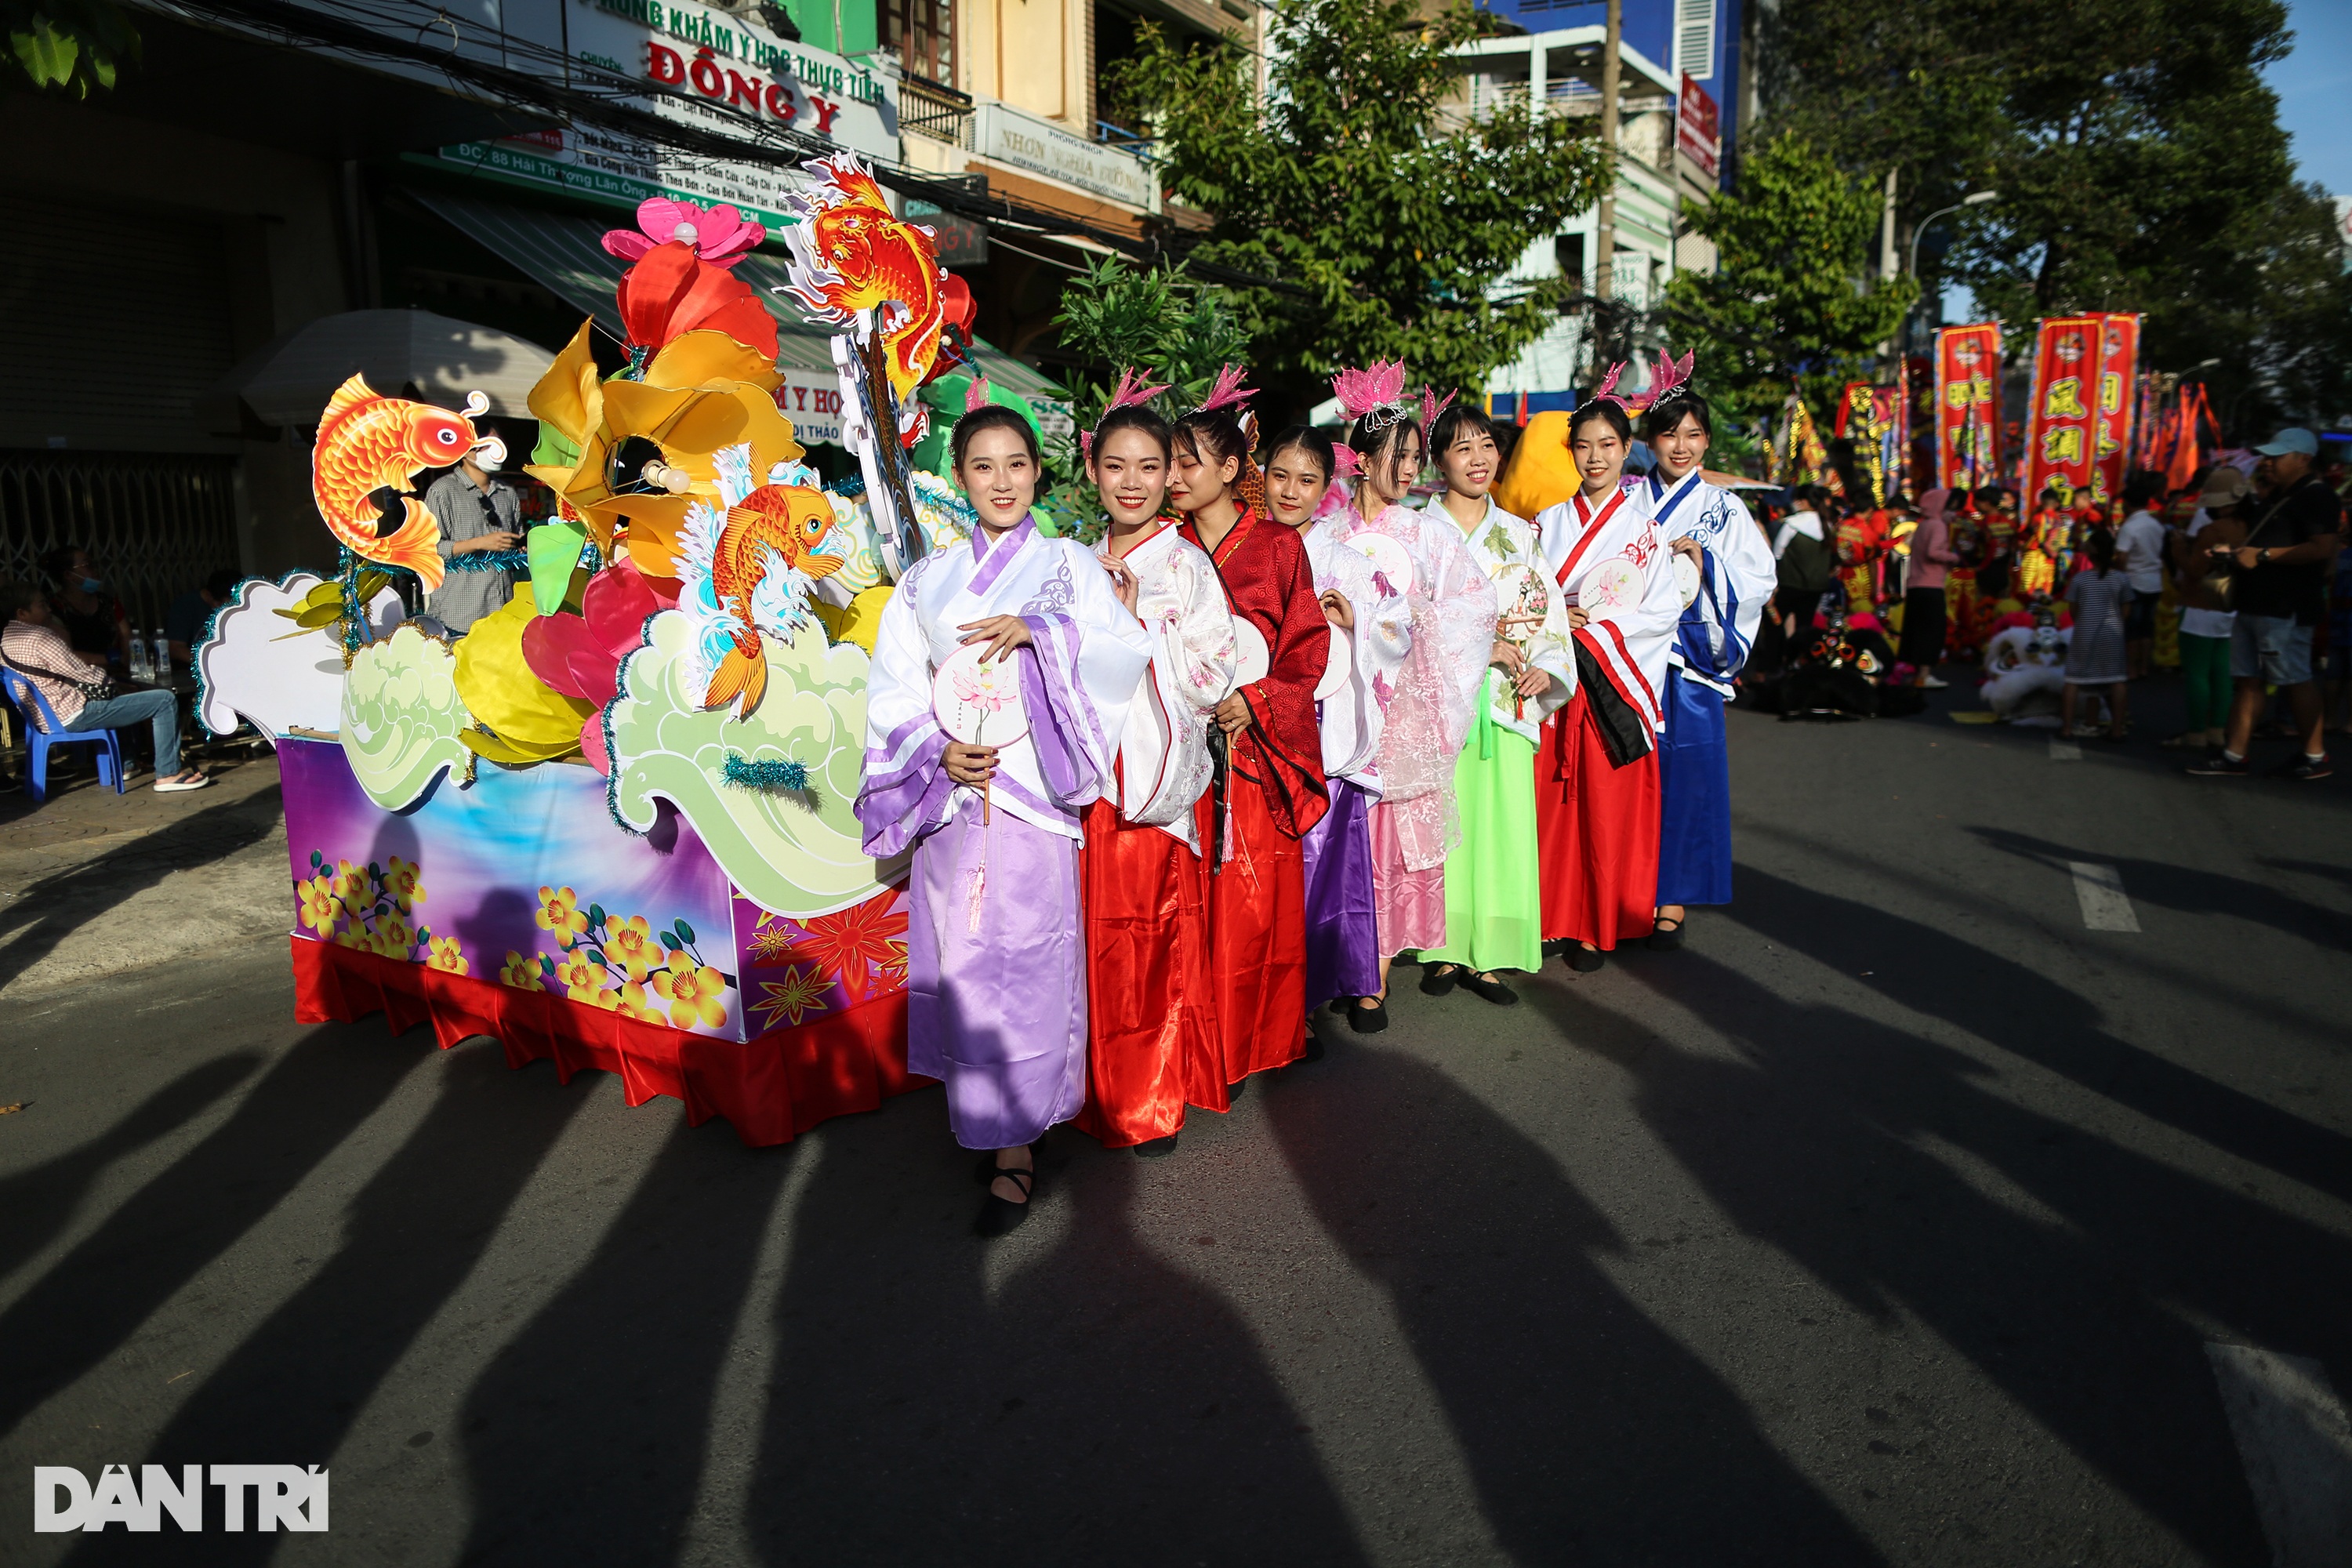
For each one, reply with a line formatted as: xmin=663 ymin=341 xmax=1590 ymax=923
xmin=209 ymin=309 xmax=558 ymax=426
xmin=412 ymin=188 xmax=1064 ymax=403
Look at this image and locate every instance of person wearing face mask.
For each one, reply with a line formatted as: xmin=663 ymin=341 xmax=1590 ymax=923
xmin=421 ymin=441 xmax=524 ymax=634
xmin=1171 ymin=372 xmax=1332 ymax=1091
xmin=1309 ymin=365 xmax=1495 ymax=1032
xmin=856 ymin=404 xmax=1154 ymax=1236
xmin=36 ymin=545 xmax=131 ymax=673
xmin=1639 ymin=368 xmax=1777 ymax=949
xmin=1071 ymin=377 xmax=1240 ymax=1156
xmin=1530 ymin=383 xmax=1682 ymax=971
xmin=1262 ymin=424 xmax=1408 ymax=1029
xmin=1412 ymin=401 xmax=1569 ymax=1005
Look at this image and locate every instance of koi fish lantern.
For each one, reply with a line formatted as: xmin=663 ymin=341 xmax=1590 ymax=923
xmin=779 ymin=152 xmax=953 ymax=576
xmin=312 ymin=376 xmax=506 ymax=593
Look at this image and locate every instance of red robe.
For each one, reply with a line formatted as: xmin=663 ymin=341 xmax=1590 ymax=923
xmin=1182 ymin=509 xmax=1329 ymax=1094
xmin=1074 ymin=794 xmax=1216 ymax=1147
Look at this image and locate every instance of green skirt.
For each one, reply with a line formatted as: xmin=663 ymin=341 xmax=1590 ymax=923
xmin=1420 ymin=694 xmax=1541 ymax=974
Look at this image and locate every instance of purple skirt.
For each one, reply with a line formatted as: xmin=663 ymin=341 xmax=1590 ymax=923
xmin=906 ymin=797 xmax=1087 ymax=1149
xmin=1301 ymin=777 xmax=1381 ymax=1007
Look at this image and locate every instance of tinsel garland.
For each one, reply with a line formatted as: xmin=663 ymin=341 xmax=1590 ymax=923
xmin=723 ymin=755 xmax=809 ymax=790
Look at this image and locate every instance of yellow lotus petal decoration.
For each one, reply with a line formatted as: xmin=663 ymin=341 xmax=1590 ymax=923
xmin=451 ymin=597 xmax=596 ymax=763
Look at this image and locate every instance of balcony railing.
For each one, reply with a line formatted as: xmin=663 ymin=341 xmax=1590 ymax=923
xmin=902 ymin=73 xmax=975 ymax=149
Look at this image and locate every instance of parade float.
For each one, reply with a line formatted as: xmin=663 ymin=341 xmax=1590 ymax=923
xmin=197 ymin=156 xmax=989 ymax=1145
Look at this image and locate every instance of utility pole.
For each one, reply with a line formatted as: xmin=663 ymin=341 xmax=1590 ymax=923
xmin=1593 ymin=0 xmax=1621 ymax=312
xmin=1879 ymin=168 xmax=1899 ymax=280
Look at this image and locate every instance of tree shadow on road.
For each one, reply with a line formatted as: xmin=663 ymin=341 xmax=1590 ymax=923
xmin=1264 ymin=1044 xmax=1881 ymax=1566
xmin=1971 ymin=826 xmax=2352 ymax=952
xmin=0 ymin=1052 xmax=260 ymax=1287
xmin=0 ymin=1025 xmax=419 ymax=1439
xmin=1562 ymin=886 xmax=2352 ymax=1563
xmin=67 ymin=1037 xmax=588 ymax=1568
xmin=745 ymin=1101 xmax=1365 ymax=1566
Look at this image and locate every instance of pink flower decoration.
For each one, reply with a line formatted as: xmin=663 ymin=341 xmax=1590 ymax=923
xmin=1330 ymin=361 xmax=1407 ymax=421
xmin=601 ymin=198 xmax=765 ymax=270
xmin=1196 ymin=364 xmax=1256 ymax=415
xmin=521 ymin=557 xmax=675 ymax=775
xmin=1332 ymin=441 xmax=1363 ymax=478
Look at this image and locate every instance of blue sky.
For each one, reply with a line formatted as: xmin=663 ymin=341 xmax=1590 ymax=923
xmin=2268 ymin=0 xmax=2352 ymax=192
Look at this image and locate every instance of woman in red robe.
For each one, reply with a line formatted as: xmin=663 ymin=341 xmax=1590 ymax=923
xmin=1073 ymin=390 xmax=1240 ymax=1152
xmin=1172 ymin=387 xmax=1330 ymax=1098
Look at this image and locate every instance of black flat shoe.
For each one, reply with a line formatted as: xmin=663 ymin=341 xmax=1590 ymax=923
xmin=1567 ymin=946 xmax=1605 ymax=973
xmin=973 ymin=1145 xmax=1040 ymax=1186
xmin=1298 ymin=1027 xmax=1327 ymax=1062
xmin=1134 ymin=1134 xmax=1180 ymax=1158
xmin=1459 ymin=971 xmax=1519 ymax=1006
xmin=1646 ymin=918 xmax=1686 ymax=951
xmin=1419 ymin=964 xmax=1461 ymax=996
xmin=1347 ymin=998 xmax=1388 ymax=1033
xmin=975 ymin=1166 xmax=1034 ymax=1237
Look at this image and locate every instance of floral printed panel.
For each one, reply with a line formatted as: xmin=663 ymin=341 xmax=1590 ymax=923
xmin=731 ymin=883 xmax=909 ymax=1034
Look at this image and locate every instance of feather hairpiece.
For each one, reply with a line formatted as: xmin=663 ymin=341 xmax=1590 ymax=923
xmin=1420 ymin=385 xmax=1457 ymax=433
xmin=1196 ymin=364 xmax=1256 ymax=415
xmin=1330 ymin=360 xmax=1409 ymax=423
xmin=965 ymin=374 xmax=993 ymax=412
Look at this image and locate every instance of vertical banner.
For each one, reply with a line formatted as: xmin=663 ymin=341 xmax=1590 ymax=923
xmin=1933 ymin=324 xmax=2004 ymax=491
xmin=1835 ymin=381 xmax=1903 ymax=506
xmin=2091 ymin=314 xmax=2140 ymax=506
xmin=2024 ymin=315 xmax=2103 ymax=506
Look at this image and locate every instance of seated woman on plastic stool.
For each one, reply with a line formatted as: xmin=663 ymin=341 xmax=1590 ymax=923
xmin=1 ymin=582 xmax=210 ymax=793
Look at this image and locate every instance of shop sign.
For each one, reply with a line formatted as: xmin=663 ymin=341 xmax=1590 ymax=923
xmin=971 ymin=102 xmax=1156 ymax=212
xmin=1677 ymin=74 xmax=1719 ymax=181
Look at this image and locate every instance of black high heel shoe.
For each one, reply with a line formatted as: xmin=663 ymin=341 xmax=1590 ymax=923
xmin=975 ymin=1166 xmax=1035 ymax=1237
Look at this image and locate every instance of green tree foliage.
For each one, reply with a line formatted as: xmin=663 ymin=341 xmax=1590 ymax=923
xmin=1768 ymin=0 xmax=2349 ymax=431
xmin=1107 ymin=0 xmax=1610 ymax=410
xmin=6 ymin=0 xmax=136 ymax=94
xmin=1036 ymin=256 xmax=1250 ymax=541
xmin=1664 ymin=130 xmax=1915 ymax=422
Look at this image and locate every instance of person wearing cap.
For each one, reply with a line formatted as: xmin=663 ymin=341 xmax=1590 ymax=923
xmin=2165 ymin=466 xmax=2249 ymax=754
xmin=2185 ymin=428 xmax=2348 ymax=780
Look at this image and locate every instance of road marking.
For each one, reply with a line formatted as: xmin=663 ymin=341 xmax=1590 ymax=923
xmin=2067 ymin=861 xmax=2140 ymax=931
xmin=2049 ymin=735 xmax=2082 ymax=760
xmin=2205 ymin=1342 xmax=2352 ymax=1566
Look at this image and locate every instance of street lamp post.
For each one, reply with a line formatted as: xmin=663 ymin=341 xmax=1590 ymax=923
xmin=1908 ymin=189 xmax=2001 ymax=280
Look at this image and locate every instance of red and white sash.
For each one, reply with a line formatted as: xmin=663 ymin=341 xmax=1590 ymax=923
xmin=1554 ymin=489 xmax=1663 ymax=731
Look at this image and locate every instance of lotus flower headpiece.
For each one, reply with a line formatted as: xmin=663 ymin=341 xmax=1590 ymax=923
xmin=1331 ymin=360 xmax=1412 ymax=435
xmin=1420 ymin=385 xmax=1457 ymax=434
xmin=1592 ymin=347 xmax=1697 ymax=416
xmin=1196 ymin=364 xmax=1256 ymax=416
xmin=1083 ymin=367 xmax=1171 ymax=462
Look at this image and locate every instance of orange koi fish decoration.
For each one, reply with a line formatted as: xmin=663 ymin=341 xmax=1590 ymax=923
xmin=779 ymin=154 xmax=947 ymax=403
xmin=311 ymin=376 xmax=503 ymax=593
xmin=702 ymin=485 xmax=846 ymax=718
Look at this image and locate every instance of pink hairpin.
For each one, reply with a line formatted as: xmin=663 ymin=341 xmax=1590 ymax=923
xmin=1102 ymin=367 xmax=1171 ymax=416
xmin=1647 ymin=348 xmax=1694 ymax=404
xmin=1196 ymin=364 xmax=1256 ymax=415
xmin=1080 ymin=430 xmax=1093 ymax=461
xmin=1330 ymin=361 xmax=1407 ymax=422
xmin=1332 ymin=441 xmax=1362 ymax=478
xmin=1420 ymin=385 xmax=1456 ymax=431
xmin=1592 ymin=359 xmax=1631 ymax=409
xmin=965 ymin=374 xmax=993 ymax=412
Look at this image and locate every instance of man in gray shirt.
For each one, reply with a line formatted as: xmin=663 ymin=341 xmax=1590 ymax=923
xmin=422 ymin=451 xmax=524 ymax=633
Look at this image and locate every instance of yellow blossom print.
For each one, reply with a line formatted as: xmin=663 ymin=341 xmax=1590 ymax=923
xmin=376 ymin=913 xmax=414 ymax=953
xmin=653 ymin=950 xmax=728 ymax=1030
xmin=535 ymin=885 xmax=587 ymax=936
xmin=556 ymin=952 xmax=605 ymax=1004
xmin=603 ymin=914 xmax=661 ymax=982
xmin=297 ymin=874 xmax=341 ymax=937
xmin=370 ymin=927 xmax=409 ymax=960
xmin=334 ymin=925 xmax=369 ymax=949
xmin=385 ymin=855 xmax=426 ymax=912
xmin=332 ymin=858 xmax=371 ymax=916
xmin=499 ymin=951 xmax=545 ymax=991
xmin=426 ymin=935 xmax=468 ymax=975
xmin=613 ymin=981 xmax=665 ymax=1023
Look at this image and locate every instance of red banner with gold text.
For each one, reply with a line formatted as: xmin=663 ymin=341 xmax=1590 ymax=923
xmin=2025 ymin=314 xmax=2140 ymax=507
xmin=1933 ymin=324 xmax=2002 ymax=491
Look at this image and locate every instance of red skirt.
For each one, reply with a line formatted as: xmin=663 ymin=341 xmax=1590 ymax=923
xmin=1195 ymin=776 xmax=1307 ymax=1106
xmin=1535 ymin=691 xmax=1661 ymax=951
xmin=1074 ymin=797 xmax=1216 ymax=1147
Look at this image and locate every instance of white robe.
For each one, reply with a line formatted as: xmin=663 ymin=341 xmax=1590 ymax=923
xmin=1095 ymin=521 xmax=1238 ymax=851
xmin=1646 ymin=468 xmax=1776 ymax=699
xmin=1532 ymin=485 xmax=1681 ymax=734
xmin=1298 ymin=521 xmax=1410 ymax=791
xmin=862 ymin=515 xmax=1153 ymax=848
xmin=1423 ymin=495 xmax=1573 ymax=746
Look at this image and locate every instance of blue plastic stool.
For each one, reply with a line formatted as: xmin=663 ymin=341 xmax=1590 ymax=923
xmin=1 ymin=666 xmax=129 ymax=804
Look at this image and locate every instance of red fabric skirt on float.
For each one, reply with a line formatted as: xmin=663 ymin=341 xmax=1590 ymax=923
xmin=1535 ymin=691 xmax=1661 ymax=951
xmin=1194 ymin=779 xmax=1308 ymax=1104
xmin=291 ymin=935 xmax=920 ymax=1147
xmin=1073 ymin=797 xmax=1218 ymax=1147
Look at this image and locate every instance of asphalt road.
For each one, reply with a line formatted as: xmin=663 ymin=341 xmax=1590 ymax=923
xmin=4 ymin=684 xmax=2349 ymax=1566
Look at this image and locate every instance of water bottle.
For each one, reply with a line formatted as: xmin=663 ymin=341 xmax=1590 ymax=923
xmin=127 ymin=632 xmax=151 ymax=683
xmin=151 ymin=631 xmax=171 ymax=681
